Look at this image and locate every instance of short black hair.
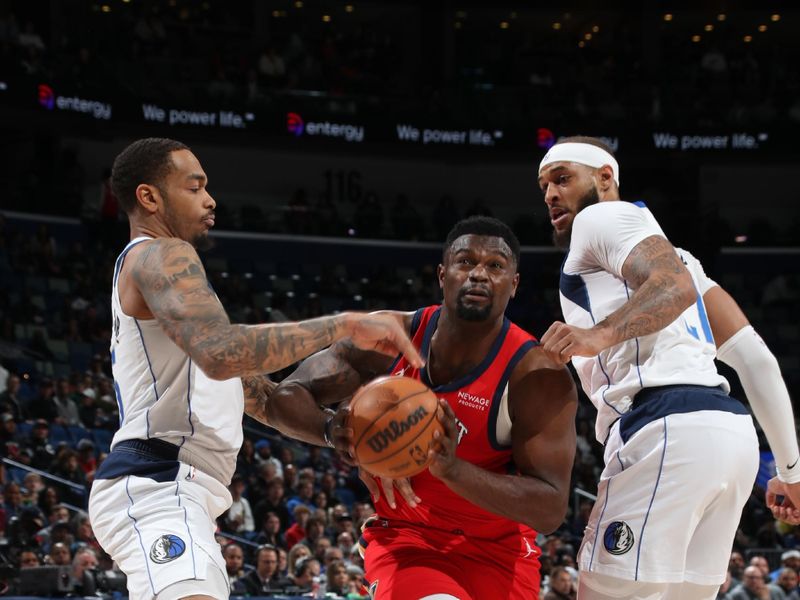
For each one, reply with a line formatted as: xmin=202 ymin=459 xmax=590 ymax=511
xmin=443 ymin=216 xmax=520 ymax=266
xmin=110 ymin=137 xmax=190 ymax=214
xmin=555 ymin=135 xmax=615 ymax=156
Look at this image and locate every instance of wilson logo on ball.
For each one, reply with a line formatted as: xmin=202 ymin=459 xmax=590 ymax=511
xmin=366 ymin=406 xmax=429 ymax=453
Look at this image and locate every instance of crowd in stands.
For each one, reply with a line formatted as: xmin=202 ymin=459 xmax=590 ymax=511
xmin=0 ymin=206 xmax=798 ymax=597
xmin=2 ymin=2 xmax=800 ymax=127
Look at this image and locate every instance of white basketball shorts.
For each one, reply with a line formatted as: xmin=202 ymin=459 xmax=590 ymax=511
xmin=578 ymin=409 xmax=758 ymax=585
xmin=89 ymin=462 xmax=232 ymax=600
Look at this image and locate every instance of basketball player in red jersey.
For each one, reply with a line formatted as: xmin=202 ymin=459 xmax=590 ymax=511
xmin=269 ymin=216 xmax=578 ymax=600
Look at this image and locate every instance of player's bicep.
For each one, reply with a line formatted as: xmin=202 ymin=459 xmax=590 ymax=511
xmin=130 ymin=239 xmax=230 ymax=350
xmin=620 ymin=235 xmax=690 ymax=289
xmin=510 ymin=368 xmax=577 ymax=491
xmin=703 ymin=286 xmax=750 ymax=347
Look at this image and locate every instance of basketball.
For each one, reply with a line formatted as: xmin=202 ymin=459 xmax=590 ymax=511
xmin=349 ymin=375 xmax=443 ymax=479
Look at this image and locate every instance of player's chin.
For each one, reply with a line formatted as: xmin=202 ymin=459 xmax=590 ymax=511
xmin=192 ymin=231 xmax=215 ymax=251
xmin=455 ymin=302 xmax=492 ymax=322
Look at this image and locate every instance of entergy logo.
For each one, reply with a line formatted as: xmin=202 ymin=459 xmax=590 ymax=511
xmin=287 ymin=112 xmax=304 ymax=136
xmin=38 ymin=84 xmax=54 ymax=110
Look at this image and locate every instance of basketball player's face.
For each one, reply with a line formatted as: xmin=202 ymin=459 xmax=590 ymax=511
xmin=538 ymin=162 xmax=600 ymax=249
xmin=439 ymin=235 xmax=519 ymax=322
xmin=160 ymin=150 xmax=216 ymax=250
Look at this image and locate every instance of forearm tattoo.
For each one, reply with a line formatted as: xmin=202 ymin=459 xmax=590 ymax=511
xmin=132 ymin=239 xmax=347 ymax=378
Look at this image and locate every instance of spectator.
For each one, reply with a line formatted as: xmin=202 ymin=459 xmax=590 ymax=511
xmin=224 ymin=474 xmax=254 ymax=536
xmin=253 ymin=476 xmax=290 ymax=531
xmin=772 ymin=550 xmax=800 ymax=582
xmin=50 ymin=448 xmax=86 ymax=505
xmin=53 ymin=378 xmax=81 ymax=426
xmin=71 ymin=547 xmax=98 ymax=595
xmin=47 ymin=541 xmax=72 ymax=566
xmin=254 ymin=438 xmax=283 ymax=479
xmin=0 ymin=374 xmax=22 ymax=421
xmin=544 ymin=566 xmax=577 ymax=600
xmin=2 ymin=482 xmax=22 ymax=528
xmin=241 ymin=544 xmax=291 ymax=595
xmin=253 ymin=511 xmax=284 ymax=548
xmin=222 ymin=542 xmax=248 ymax=594
xmin=285 ymin=504 xmax=311 ymax=549
xmin=26 ymin=419 xmax=55 ymax=470
xmin=324 ymin=558 xmax=349 ymax=597
xmin=290 ymin=556 xmax=320 ymax=593
xmin=25 ymin=378 xmax=58 ymax=421
xmin=728 ymin=565 xmax=786 ymax=600
xmin=776 ymin=568 xmax=800 ymax=600
xmin=19 ymin=548 xmax=41 ymax=569
xmin=286 ymin=542 xmax=312 ymax=579
xmin=76 ymin=439 xmax=97 ymax=482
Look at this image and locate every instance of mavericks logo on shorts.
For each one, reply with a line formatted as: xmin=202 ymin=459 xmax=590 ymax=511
xmin=150 ymin=534 xmax=186 ymax=564
xmin=603 ymin=521 xmax=634 ymax=555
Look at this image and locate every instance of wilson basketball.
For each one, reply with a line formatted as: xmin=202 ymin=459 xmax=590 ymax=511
xmin=349 ymin=375 xmax=443 ymax=479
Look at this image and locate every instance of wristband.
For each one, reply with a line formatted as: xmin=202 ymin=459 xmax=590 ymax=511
xmin=322 ymin=409 xmax=336 ymax=449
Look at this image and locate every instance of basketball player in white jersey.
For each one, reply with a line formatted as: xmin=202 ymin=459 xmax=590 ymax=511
xmin=87 ymin=137 xmax=423 ymax=600
xmin=536 ymin=136 xmax=799 ymax=600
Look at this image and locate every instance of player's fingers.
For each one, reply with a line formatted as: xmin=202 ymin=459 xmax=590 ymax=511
xmin=540 ymin=322 xmax=564 ymax=345
xmin=436 ymin=399 xmax=458 ymax=440
xmin=384 ymin=325 xmax=424 ymax=368
xmin=394 ymin=478 xmax=421 ymax=508
xmin=359 ymin=469 xmax=380 ymax=503
xmin=379 ymin=477 xmax=398 ymax=509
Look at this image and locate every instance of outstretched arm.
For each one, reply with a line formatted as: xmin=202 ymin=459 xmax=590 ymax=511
xmin=428 ymin=352 xmax=578 ymax=533
xmin=128 ymin=239 xmax=422 ymax=379
xmin=703 ymin=285 xmax=800 ymax=524
xmin=542 ymin=235 xmax=696 ymax=360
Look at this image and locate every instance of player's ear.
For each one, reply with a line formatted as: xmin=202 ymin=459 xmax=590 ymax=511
xmin=510 ymin=273 xmax=520 ymax=298
xmin=437 ymin=264 xmax=445 ymax=289
xmin=597 ymin=165 xmax=614 ymax=193
xmin=135 ymin=184 xmax=161 ymax=214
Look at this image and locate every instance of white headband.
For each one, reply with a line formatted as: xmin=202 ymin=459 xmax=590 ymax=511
xmin=539 ymin=142 xmax=620 ymax=186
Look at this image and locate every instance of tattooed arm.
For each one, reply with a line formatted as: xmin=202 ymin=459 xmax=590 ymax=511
xmin=242 ymin=375 xmax=277 ymax=426
xmin=597 ymin=234 xmax=696 ymax=343
xmin=541 ymin=235 xmax=695 ymax=360
xmin=128 ymin=238 xmax=422 ymax=379
xmin=266 ymin=316 xmax=412 ymax=447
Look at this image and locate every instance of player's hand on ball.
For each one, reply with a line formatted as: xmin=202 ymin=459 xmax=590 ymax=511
xmin=347 ymin=311 xmax=424 ymax=368
xmin=358 ymin=468 xmax=421 ymax=509
xmin=766 ymin=477 xmax=800 ymax=525
xmin=428 ymin=399 xmax=460 ymax=480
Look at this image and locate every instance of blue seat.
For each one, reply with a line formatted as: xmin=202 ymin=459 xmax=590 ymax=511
xmin=49 ymin=424 xmax=71 ymax=447
xmin=91 ymin=428 xmax=114 ymax=454
xmin=68 ymin=425 xmax=91 ymax=445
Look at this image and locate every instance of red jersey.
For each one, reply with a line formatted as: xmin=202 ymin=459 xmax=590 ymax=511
xmin=376 ymin=305 xmax=538 ymax=541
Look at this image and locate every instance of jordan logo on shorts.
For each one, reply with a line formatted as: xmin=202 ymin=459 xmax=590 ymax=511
xmin=150 ymin=534 xmax=186 ymax=564
xmin=603 ymin=521 xmax=634 ymax=555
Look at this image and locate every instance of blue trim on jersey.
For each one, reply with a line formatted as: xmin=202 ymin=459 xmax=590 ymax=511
xmin=632 ymin=201 xmax=647 ymax=208
xmin=112 ymin=238 xmax=151 ymax=287
xmin=620 ymin=385 xmax=748 ymax=443
xmin=422 ymin=311 xmax=512 ymax=393
xmin=560 ymin=258 xmax=622 ymax=416
xmin=180 ymin=359 xmax=195 ymax=447
xmin=96 ymin=439 xmax=181 ymax=482
xmin=134 ymin=318 xmax=159 ymax=439
xmin=487 ymin=340 xmax=537 ymax=451
xmin=635 ymin=417 xmax=667 ymax=581
xmin=559 ymin=269 xmax=593 ymax=314
xmin=588 ymin=478 xmax=612 ymax=572
xmin=616 ymin=450 xmax=624 ymax=472
xmin=176 ymin=481 xmax=197 ymax=578
xmin=126 ymin=475 xmax=156 ymax=595
xmin=111 ymin=349 xmax=125 ymax=424
xmin=694 ymin=292 xmax=715 ymax=344
xmin=623 ymin=281 xmax=644 ymax=389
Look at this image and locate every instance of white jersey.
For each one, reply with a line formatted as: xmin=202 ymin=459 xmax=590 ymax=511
xmin=559 ymin=201 xmax=728 ymax=443
xmin=109 ymin=237 xmax=244 ymax=485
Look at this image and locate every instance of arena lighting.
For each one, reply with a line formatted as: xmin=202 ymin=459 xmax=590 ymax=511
xmin=592 ymin=25 xmax=600 ymax=32
xmin=704 ymin=24 xmax=714 ymax=32
xmin=101 ymin=4 xmax=110 ymax=12
xmin=584 ymin=33 xmax=592 ymax=40
xmin=578 ymin=41 xmax=585 ymax=48
xmin=771 ymin=14 xmax=780 ymax=21
xmin=758 ymin=25 xmax=767 ymax=32
xmin=454 ymin=21 xmax=462 ymax=29
xmin=499 ymin=21 xmax=509 ymax=29
xmin=743 ymin=35 xmax=753 ymax=42
xmin=322 ymin=14 xmax=331 ymax=22
xmin=691 ymin=34 xmax=701 ymax=42
xmin=552 ymin=22 xmax=562 ymax=30
xmin=717 ymin=13 xmax=726 ymax=21
xmin=294 ymin=0 xmax=303 ymax=7
xmin=663 ymin=13 xmax=673 ymax=21
xmin=345 ymin=4 xmax=354 ymax=13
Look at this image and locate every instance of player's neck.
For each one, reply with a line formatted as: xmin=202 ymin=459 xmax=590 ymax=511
xmin=429 ymin=312 xmax=504 ymax=382
xmin=128 ymin=216 xmax=175 ymax=241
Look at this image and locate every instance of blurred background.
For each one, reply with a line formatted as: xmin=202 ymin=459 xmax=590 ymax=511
xmin=0 ymin=0 xmax=799 ymax=597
